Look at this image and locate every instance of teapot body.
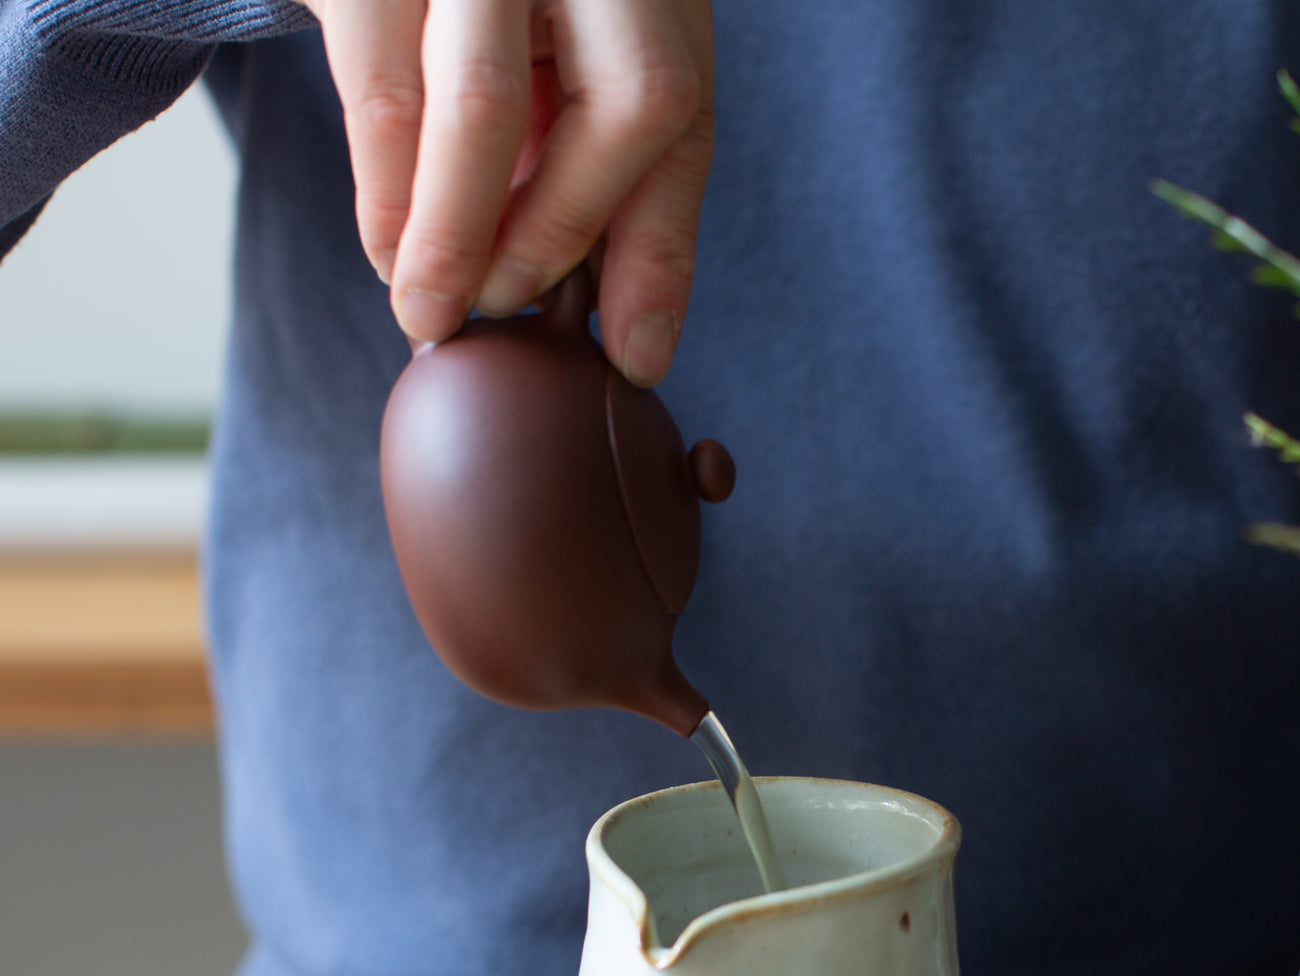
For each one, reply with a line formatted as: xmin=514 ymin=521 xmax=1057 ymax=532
xmin=579 ymin=778 xmax=961 ymax=976
xmin=382 ymin=322 xmax=675 ymax=709
xmin=379 ymin=284 xmax=732 ymax=735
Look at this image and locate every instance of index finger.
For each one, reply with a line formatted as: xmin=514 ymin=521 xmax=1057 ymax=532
xmin=390 ymin=0 xmax=533 ymax=343
xmin=318 ymin=0 xmax=428 ymax=285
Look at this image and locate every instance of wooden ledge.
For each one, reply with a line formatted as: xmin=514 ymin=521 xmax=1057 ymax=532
xmin=0 ymin=553 xmax=212 ymax=738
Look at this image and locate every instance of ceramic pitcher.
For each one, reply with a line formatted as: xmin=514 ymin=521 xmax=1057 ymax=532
xmin=578 ymin=777 xmax=961 ymax=975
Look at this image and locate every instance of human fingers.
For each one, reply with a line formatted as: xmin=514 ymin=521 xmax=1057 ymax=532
xmin=313 ymin=0 xmax=428 ymax=286
xmin=596 ymin=0 xmax=713 ymax=386
xmin=390 ymin=0 xmax=533 ymax=343
xmin=509 ymin=57 xmax=564 ymax=192
xmin=475 ymin=0 xmax=703 ymax=334
xmin=596 ymin=127 xmax=712 ymax=384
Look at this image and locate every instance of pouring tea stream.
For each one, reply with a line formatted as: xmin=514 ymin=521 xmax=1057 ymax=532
xmin=379 ymin=270 xmax=785 ymax=892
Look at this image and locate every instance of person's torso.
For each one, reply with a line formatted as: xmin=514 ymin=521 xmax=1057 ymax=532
xmin=201 ymin=5 xmax=1300 ymax=973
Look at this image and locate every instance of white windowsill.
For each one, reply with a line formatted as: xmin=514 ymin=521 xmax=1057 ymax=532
xmin=0 ymin=457 xmax=208 ymax=550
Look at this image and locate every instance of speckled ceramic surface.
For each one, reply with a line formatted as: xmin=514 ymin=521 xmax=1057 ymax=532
xmin=579 ymin=777 xmax=961 ymax=976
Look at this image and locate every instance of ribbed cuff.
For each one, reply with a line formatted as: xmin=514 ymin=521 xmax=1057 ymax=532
xmin=28 ymin=0 xmax=317 ymax=94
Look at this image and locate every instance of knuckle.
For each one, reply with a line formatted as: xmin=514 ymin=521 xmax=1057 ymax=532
xmin=662 ymin=112 xmax=715 ymax=179
xmin=682 ymin=105 xmax=716 ymax=161
xmin=357 ymin=195 xmax=409 ymax=228
xmin=400 ymin=226 xmax=487 ymax=290
xmin=525 ymin=194 xmax=604 ymax=259
xmin=348 ymin=82 xmax=424 ymax=137
xmin=628 ymin=227 xmax=697 ymax=286
xmin=615 ymin=61 xmax=701 ymax=139
xmin=443 ymin=57 xmax=527 ymax=128
xmin=355 ymin=195 xmax=408 ymax=246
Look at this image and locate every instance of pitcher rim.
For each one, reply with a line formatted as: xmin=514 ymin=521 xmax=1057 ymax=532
xmin=585 ymin=776 xmax=962 ymax=969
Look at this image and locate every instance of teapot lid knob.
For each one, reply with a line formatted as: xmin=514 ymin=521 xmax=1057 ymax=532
xmin=689 ymin=439 xmax=736 ymax=504
xmin=539 ymin=263 xmax=593 ymax=336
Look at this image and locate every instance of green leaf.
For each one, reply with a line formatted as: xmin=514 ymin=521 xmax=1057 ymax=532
xmin=1152 ymin=179 xmax=1300 ymax=290
xmin=1279 ymin=69 xmax=1300 ymax=119
xmin=1150 ymin=179 xmax=1216 ymax=221
xmin=1245 ymin=412 xmax=1300 ymax=464
xmin=1244 ymin=521 xmax=1300 ymax=556
xmin=1250 ymin=263 xmax=1300 ymax=293
xmin=1211 ymin=229 xmax=1249 ymax=253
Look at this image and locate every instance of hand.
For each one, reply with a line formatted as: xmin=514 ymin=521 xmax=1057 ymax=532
xmin=300 ymin=0 xmax=714 ymax=387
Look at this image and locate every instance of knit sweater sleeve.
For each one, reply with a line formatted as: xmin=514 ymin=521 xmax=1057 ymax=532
xmin=0 ymin=0 xmax=317 ymax=258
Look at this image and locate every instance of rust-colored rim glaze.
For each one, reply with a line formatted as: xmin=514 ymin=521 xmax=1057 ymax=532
xmin=584 ymin=776 xmax=962 ymax=970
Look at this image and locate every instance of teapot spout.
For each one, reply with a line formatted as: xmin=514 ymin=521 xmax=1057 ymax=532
xmin=613 ymin=655 xmax=710 ymax=738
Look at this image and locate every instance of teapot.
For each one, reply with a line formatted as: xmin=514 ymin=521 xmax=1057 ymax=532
xmin=379 ymin=270 xmax=734 ymax=736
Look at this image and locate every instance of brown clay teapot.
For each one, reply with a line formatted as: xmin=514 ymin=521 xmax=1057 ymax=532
xmin=379 ymin=272 xmax=734 ymax=736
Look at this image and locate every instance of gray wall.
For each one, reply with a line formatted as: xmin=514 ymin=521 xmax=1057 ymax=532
xmin=0 ymin=744 xmax=246 ymax=976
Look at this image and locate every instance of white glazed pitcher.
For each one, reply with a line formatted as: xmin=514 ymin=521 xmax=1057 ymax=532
xmin=578 ymin=777 xmax=961 ymax=976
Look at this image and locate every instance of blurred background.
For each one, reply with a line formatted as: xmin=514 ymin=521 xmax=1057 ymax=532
xmin=0 ymin=82 xmax=246 ymax=975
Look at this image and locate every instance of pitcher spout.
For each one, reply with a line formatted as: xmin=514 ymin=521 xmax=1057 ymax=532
xmin=578 ymin=778 xmax=961 ymax=976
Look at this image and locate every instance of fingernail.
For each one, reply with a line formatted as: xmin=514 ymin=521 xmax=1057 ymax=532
xmin=477 ymin=256 xmax=543 ymax=317
xmin=374 ymin=250 xmax=396 ymax=286
xmin=395 ymin=288 xmax=468 ymax=340
xmin=622 ymin=309 xmax=678 ymax=387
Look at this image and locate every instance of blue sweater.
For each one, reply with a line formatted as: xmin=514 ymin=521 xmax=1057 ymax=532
xmin=5 ymin=3 xmax=1300 ymax=974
